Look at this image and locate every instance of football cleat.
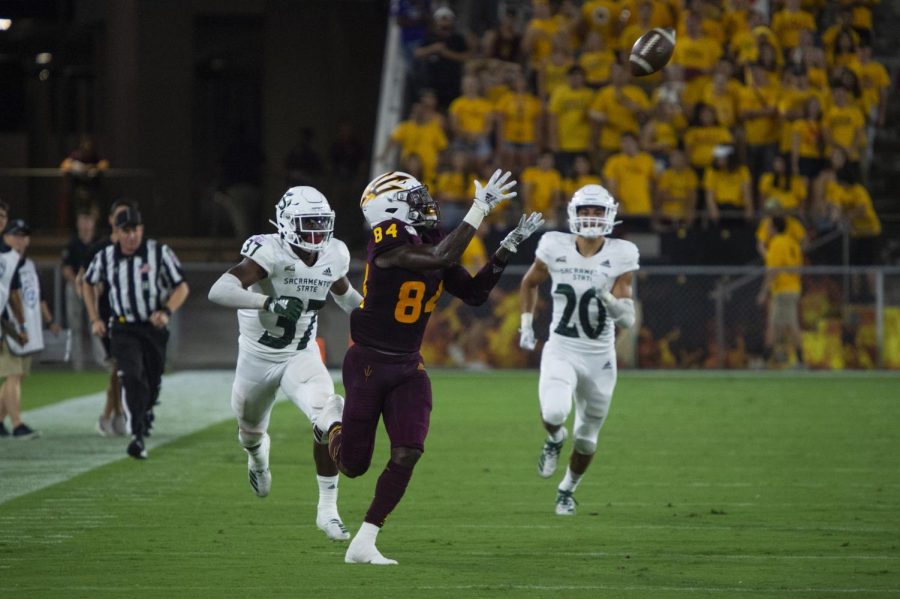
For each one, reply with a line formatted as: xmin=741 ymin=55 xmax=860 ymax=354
xmin=537 ymin=437 xmax=565 ymax=478
xmin=245 ymin=433 xmax=271 ymax=498
xmin=555 ymin=489 xmax=577 ymax=516
xmin=318 ymin=395 xmax=344 ymax=439
xmin=317 ymin=514 xmax=351 ymax=541
xmin=344 ymin=536 xmax=398 ymax=565
xmin=96 ymin=415 xmax=112 ymax=437
xmin=126 ymin=437 xmax=147 ymax=459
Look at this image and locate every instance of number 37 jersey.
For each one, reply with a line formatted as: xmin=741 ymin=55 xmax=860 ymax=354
xmin=237 ymin=233 xmax=350 ymax=359
xmin=536 ymin=231 xmax=639 ymax=355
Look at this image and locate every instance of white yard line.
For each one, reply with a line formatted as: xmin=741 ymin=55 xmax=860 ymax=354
xmin=0 ymin=370 xmax=237 ymax=505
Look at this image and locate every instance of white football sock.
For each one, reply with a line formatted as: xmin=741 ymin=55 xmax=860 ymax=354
xmin=317 ymin=475 xmax=339 ymax=512
xmin=558 ymin=466 xmax=583 ymax=493
xmin=548 ymin=427 xmax=567 ymax=443
xmin=356 ymin=521 xmax=380 ymax=544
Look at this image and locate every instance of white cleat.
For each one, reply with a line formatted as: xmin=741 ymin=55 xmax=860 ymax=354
xmin=555 ymin=489 xmax=577 ymax=516
xmin=537 ymin=437 xmax=564 ymax=478
xmin=318 ymin=394 xmax=345 ymax=438
xmin=245 ymin=433 xmax=271 ymax=498
xmin=344 ymin=536 xmax=398 ymax=565
xmin=317 ymin=513 xmax=351 ymax=541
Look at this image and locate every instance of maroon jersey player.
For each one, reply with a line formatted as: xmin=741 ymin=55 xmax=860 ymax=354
xmin=317 ymin=169 xmax=543 ymax=564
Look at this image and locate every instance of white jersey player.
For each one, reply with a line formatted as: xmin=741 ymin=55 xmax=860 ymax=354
xmin=519 ymin=184 xmax=638 ymax=515
xmin=208 ymin=186 xmax=364 ymax=541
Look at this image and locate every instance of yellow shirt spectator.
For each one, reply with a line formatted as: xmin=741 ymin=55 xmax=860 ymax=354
xmin=448 ymin=96 xmax=493 ymax=137
xmin=766 ymin=233 xmax=803 ymax=295
xmin=702 ymin=82 xmax=739 ymax=128
xmin=826 ymin=181 xmax=882 ymax=237
xmin=771 ymin=8 xmax=816 ymax=49
xmin=590 ymin=85 xmax=651 ymax=151
xmin=684 ymin=126 xmax=733 ymax=169
xmin=524 ymin=16 xmax=560 ymax=67
xmin=603 ymin=151 xmax=656 ymax=216
xmin=389 ymin=119 xmax=448 ymax=182
xmin=853 ymin=59 xmax=891 ymax=117
xmin=791 ymin=118 xmax=824 ymax=159
xmin=582 ymin=0 xmax=623 ymax=50
xmin=739 ymin=82 xmax=781 ymax=145
xmin=563 ymin=174 xmax=603 ymax=199
xmin=656 ymin=167 xmax=699 ymax=218
xmin=461 ymin=234 xmax=488 ymax=273
xmin=495 ymin=92 xmax=543 ymax=145
xmin=521 ymin=165 xmax=564 ymax=214
xmin=824 ymin=103 xmax=866 ymax=160
xmin=541 ymin=56 xmax=575 ymax=100
xmin=704 ymin=165 xmax=751 ymax=207
xmin=579 ymin=49 xmax=617 ymax=87
xmin=433 ymin=170 xmax=468 ymax=205
xmin=756 ymin=215 xmax=806 ymax=249
xmin=759 ymin=174 xmax=807 ymax=211
xmin=672 ymin=35 xmax=722 ymax=72
xmin=549 ymin=84 xmax=594 ymax=152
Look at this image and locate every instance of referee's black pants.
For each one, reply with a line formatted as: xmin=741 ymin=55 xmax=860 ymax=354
xmin=110 ymin=322 xmax=169 ymax=438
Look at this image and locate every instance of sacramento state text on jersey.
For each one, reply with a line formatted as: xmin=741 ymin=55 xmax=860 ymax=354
xmin=238 ymin=233 xmax=350 ymax=358
xmin=536 ymin=231 xmax=639 ymax=354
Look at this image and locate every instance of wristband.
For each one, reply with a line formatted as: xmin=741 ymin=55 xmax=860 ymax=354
xmin=463 ymin=205 xmax=486 ymax=229
xmin=520 ymin=312 xmax=533 ymax=329
xmin=161 ymin=307 xmax=172 ymax=317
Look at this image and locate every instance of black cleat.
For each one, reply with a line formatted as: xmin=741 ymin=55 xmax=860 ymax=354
xmin=127 ymin=437 xmax=148 ymax=459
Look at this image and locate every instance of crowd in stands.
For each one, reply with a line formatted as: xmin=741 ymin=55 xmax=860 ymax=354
xmin=386 ymin=0 xmax=891 ymax=267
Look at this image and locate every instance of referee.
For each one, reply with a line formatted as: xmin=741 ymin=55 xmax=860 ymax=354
xmin=83 ymin=207 xmax=190 ymax=459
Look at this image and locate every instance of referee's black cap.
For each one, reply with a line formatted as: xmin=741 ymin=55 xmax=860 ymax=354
xmin=4 ymin=219 xmax=31 ymax=236
xmin=114 ymin=207 xmax=142 ymax=228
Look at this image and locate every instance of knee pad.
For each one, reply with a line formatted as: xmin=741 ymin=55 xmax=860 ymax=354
xmin=541 ymin=406 xmax=569 ymax=427
xmin=573 ymin=437 xmax=597 ymax=456
xmin=390 ymin=447 xmax=422 ymax=470
xmin=238 ymin=428 xmax=265 ymax=449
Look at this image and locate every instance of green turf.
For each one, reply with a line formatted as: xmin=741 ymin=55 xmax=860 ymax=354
xmin=2 ymin=372 xmax=900 ymax=598
xmin=19 ymin=370 xmax=110 ymax=410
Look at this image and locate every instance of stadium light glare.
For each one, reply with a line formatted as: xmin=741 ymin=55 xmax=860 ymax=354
xmin=36 ymin=52 xmax=53 ymax=65
xmin=0 ymin=18 xmax=12 ymax=31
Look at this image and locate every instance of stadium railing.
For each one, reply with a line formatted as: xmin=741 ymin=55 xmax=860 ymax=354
xmin=29 ymin=261 xmax=900 ymax=372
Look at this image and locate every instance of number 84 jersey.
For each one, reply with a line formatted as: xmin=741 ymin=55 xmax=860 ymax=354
xmin=536 ymin=231 xmax=639 ymax=355
xmin=237 ymin=233 xmax=350 ymax=359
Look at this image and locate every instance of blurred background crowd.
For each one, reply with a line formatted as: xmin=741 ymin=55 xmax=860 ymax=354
xmin=0 ymin=0 xmax=898 ymax=374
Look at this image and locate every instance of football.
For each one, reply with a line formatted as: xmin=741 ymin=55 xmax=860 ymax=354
xmin=628 ymin=28 xmax=676 ymax=77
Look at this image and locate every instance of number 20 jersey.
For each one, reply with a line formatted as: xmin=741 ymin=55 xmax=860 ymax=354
xmin=237 ymin=233 xmax=350 ymax=359
xmin=536 ymin=231 xmax=639 ymax=355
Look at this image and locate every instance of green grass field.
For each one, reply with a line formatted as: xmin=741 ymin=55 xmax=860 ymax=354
xmin=2 ymin=371 xmax=900 ymax=598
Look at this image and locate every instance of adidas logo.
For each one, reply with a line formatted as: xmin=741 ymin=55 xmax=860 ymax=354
xmin=600 ymin=260 xmax=611 ymax=267
xmin=322 ymin=267 xmax=332 ymax=276
xmin=555 ymin=256 xmax=567 ymax=263
xmin=285 ymin=264 xmax=295 ymax=272
xmin=602 ymin=361 xmax=612 ymax=370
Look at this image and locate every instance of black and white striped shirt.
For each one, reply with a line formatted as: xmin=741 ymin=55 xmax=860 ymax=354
xmin=85 ymin=239 xmax=185 ymax=324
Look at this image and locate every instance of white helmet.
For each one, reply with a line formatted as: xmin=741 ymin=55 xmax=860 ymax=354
xmin=360 ymin=171 xmax=439 ymax=229
xmin=568 ymin=184 xmax=619 ymax=237
xmin=271 ymin=186 xmax=335 ymax=252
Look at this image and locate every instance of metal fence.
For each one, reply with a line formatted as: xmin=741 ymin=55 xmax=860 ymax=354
xmin=29 ymin=261 xmax=900 ymax=372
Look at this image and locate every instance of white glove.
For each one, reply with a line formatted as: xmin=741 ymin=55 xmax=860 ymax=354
xmin=473 ymin=169 xmax=517 ymax=215
xmin=500 ymin=212 xmax=545 ymax=253
xmin=519 ymin=313 xmax=537 ymax=351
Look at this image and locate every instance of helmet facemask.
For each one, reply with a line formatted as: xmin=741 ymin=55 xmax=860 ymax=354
xmin=278 ymin=209 xmax=335 ymax=252
xmin=571 ymin=205 xmax=616 ymax=237
xmin=401 ymin=185 xmax=440 ymax=228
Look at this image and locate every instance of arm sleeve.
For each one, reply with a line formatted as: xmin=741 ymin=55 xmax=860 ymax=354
xmin=331 ymin=285 xmax=363 ymax=314
xmin=442 ymin=255 xmax=507 ymax=306
xmin=208 ymin=272 xmax=268 ymax=310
